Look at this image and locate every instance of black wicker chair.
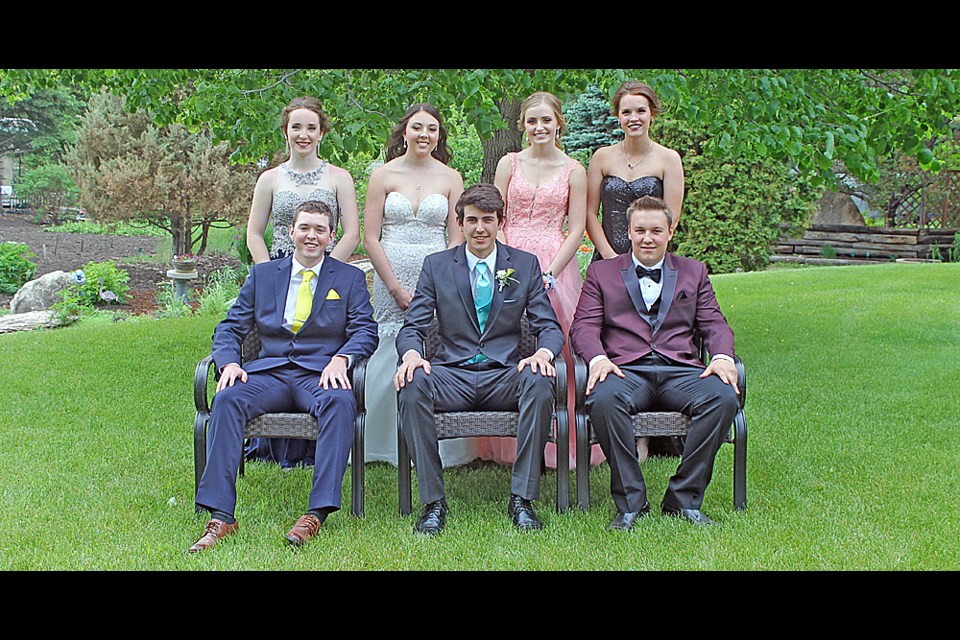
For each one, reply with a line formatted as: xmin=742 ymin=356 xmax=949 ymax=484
xmin=193 ymin=325 xmax=369 ymax=516
xmin=572 ymin=339 xmax=747 ymax=512
xmin=397 ymin=315 xmax=571 ymax=515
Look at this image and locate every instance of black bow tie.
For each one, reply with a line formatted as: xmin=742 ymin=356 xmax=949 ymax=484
xmin=636 ymin=265 xmax=662 ymax=283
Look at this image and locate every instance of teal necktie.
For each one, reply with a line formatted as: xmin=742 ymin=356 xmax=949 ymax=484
xmin=468 ymin=261 xmax=493 ymax=364
xmin=475 ymin=261 xmax=493 ymax=331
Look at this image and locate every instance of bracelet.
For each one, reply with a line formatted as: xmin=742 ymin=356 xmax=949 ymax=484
xmin=542 ymin=271 xmax=556 ymax=291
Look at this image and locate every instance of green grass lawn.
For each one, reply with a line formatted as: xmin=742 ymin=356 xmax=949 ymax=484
xmin=0 ymin=262 xmax=957 ymax=570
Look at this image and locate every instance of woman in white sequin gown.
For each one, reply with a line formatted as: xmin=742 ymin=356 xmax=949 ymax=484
xmin=362 ymin=103 xmax=479 ymax=467
xmin=243 ymin=95 xmax=361 ymax=468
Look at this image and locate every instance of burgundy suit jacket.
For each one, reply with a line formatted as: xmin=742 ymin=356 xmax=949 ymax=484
xmin=570 ymin=252 xmax=734 ymax=368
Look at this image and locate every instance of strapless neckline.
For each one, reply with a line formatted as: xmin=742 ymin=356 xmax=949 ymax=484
xmin=603 ymin=174 xmax=662 ymax=186
xmin=387 ymin=191 xmax=446 ymax=217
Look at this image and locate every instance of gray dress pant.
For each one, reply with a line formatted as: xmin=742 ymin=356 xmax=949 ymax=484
xmin=586 ymin=354 xmax=739 ymax=514
xmin=398 ymin=360 xmax=555 ymax=505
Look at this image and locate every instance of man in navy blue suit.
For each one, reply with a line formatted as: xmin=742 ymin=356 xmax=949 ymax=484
xmin=191 ymin=200 xmax=378 ymax=552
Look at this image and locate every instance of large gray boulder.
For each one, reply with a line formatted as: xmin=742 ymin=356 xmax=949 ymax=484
xmin=0 ymin=310 xmax=60 ymax=333
xmin=813 ymin=191 xmax=865 ymax=226
xmin=9 ymin=270 xmax=72 ymax=313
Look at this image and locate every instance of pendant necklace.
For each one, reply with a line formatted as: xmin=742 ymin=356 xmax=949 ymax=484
xmin=622 ymin=141 xmax=652 ymax=170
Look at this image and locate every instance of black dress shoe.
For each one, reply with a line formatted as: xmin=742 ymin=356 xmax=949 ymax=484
xmin=414 ymin=499 xmax=448 ymax=535
xmin=607 ymin=502 xmax=651 ymax=531
xmin=661 ymin=505 xmax=715 ymax=526
xmin=508 ymin=494 xmax=543 ymax=531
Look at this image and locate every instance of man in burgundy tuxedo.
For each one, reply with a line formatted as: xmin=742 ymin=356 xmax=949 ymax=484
xmin=569 ymin=195 xmax=740 ymax=529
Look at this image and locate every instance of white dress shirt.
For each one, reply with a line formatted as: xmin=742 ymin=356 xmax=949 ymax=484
xmin=632 ymin=255 xmax=664 ymax=311
xmin=283 ymin=256 xmax=323 ymax=331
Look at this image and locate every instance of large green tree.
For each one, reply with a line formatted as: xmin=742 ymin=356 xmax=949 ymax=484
xmin=4 ymin=68 xmax=953 ymax=190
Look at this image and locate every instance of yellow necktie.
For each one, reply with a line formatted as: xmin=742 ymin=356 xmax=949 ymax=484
xmin=292 ymin=269 xmax=315 ymax=333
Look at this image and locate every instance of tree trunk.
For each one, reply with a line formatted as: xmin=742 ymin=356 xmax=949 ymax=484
xmin=480 ymin=95 xmax=524 ymax=184
xmin=171 ymin=212 xmax=186 ymax=256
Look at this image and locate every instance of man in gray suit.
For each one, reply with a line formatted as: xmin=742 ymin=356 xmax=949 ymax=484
xmin=394 ymin=183 xmax=564 ymax=535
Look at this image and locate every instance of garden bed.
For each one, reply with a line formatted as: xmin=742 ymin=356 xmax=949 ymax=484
xmin=0 ymin=211 xmax=241 ymax=315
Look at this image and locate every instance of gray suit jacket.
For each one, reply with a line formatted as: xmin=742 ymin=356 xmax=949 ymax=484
xmin=396 ymin=241 xmax=563 ymax=366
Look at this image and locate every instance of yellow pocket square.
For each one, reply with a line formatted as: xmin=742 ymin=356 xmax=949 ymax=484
xmin=325 ymin=289 xmax=341 ymax=300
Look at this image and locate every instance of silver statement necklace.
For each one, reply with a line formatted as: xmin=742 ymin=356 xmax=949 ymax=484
xmin=282 ymin=160 xmax=327 ymax=186
xmin=621 ymin=141 xmax=652 ymax=170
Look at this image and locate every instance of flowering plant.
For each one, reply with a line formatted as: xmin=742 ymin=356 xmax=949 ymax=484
xmin=495 ymin=268 xmax=517 ymax=292
xmin=69 ymin=269 xmax=86 ymax=285
xmin=173 ymin=253 xmax=197 ymax=260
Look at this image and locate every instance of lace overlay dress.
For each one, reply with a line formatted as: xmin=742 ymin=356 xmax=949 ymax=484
xmin=363 ymin=192 xmax=479 ymax=467
xmin=269 ymin=162 xmax=341 ymax=258
xmin=478 ymin=152 xmax=605 ymax=468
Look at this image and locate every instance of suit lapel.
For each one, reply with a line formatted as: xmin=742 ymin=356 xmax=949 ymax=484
xmin=274 ymin=257 xmax=293 ymax=329
xmin=619 ymin=254 xmax=652 ymax=327
xmin=484 ymin=242 xmax=513 ymax=336
xmin=453 ymin=244 xmax=481 ymax=334
xmin=306 ymin=257 xmax=336 ymax=326
xmin=655 ymin=254 xmax=679 ymax=332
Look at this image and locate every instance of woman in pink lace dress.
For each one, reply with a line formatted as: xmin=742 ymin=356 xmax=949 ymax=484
xmin=479 ymin=91 xmax=605 ymax=469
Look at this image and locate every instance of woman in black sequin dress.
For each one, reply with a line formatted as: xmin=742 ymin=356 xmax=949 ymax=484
xmin=585 ymin=81 xmax=684 ymax=262
xmin=584 ymin=81 xmax=687 ymax=459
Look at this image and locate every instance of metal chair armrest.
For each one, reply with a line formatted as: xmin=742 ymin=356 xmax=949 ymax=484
xmin=735 ymin=355 xmax=746 ymax=408
xmin=194 ymin=353 xmax=216 ymax=414
xmin=352 ymin=355 xmax=369 ymax=407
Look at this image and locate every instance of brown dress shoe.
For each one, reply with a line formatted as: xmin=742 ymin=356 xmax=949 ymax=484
xmin=285 ymin=514 xmax=321 ymax=546
xmin=189 ymin=518 xmax=238 ymax=553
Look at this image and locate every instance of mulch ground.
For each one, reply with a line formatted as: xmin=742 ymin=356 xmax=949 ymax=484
xmin=0 ymin=211 xmax=242 ymax=315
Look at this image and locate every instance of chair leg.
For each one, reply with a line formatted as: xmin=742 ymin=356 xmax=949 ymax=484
xmin=576 ymin=413 xmax=590 ymax=511
xmin=397 ymin=417 xmax=412 ymax=516
xmin=733 ymin=411 xmax=747 ymax=511
xmin=352 ymin=414 xmax=365 ymax=517
xmin=193 ymin=412 xmax=208 ymax=513
xmin=555 ymin=411 xmax=570 ymax=513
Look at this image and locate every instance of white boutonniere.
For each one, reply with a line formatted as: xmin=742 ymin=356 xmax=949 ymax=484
xmin=495 ymin=268 xmax=518 ymax=292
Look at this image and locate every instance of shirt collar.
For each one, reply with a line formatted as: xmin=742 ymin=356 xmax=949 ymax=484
xmin=632 ymin=254 xmax=664 ymax=271
xmin=466 ymin=245 xmax=497 ymax=273
xmin=292 ymin=255 xmax=323 ymax=278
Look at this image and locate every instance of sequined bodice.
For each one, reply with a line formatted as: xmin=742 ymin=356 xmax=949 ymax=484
xmin=599 ymin=175 xmax=663 ymax=254
xmin=269 ymin=163 xmax=340 ymax=258
xmin=372 ymin=191 xmax=450 ymax=336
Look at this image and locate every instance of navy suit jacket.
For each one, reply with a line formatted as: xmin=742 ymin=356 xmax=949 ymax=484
xmin=570 ymin=252 xmax=734 ymax=368
xmin=212 ymin=255 xmax=378 ymax=374
xmin=396 ymin=241 xmax=564 ymax=366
